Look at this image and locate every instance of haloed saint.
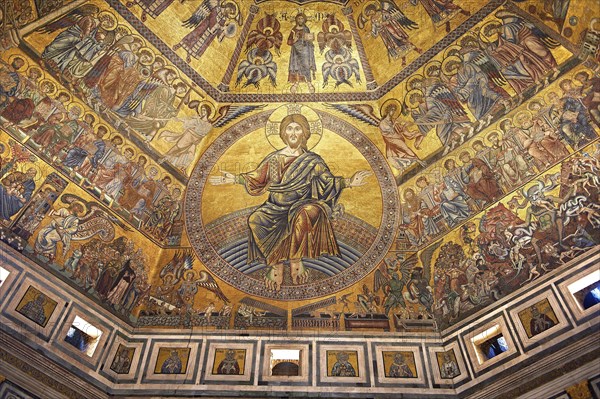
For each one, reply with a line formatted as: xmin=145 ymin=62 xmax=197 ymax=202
xmin=210 ymin=113 xmax=371 ymax=291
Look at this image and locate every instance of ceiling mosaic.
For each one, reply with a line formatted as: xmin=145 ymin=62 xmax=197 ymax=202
xmin=0 ymin=0 xmax=599 ymax=332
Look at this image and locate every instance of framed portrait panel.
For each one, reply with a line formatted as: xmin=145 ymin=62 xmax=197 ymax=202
xmin=15 ymin=285 xmax=58 ymax=328
xmin=374 ymin=345 xmax=426 ymax=386
xmin=5 ymin=278 xmax=67 ymax=341
xmin=204 ymin=342 xmax=254 ymax=382
xmin=319 ymin=344 xmax=367 ymax=384
xmin=428 ymin=340 xmax=469 ymax=385
xmin=142 ymin=340 xmax=201 ymax=383
xmin=509 ymin=291 xmax=569 ymax=349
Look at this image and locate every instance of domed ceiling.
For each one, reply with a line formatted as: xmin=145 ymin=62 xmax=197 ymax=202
xmin=0 ymin=0 xmax=598 ymax=331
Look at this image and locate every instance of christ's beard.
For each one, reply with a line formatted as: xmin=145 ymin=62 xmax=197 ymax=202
xmin=285 ymin=138 xmax=306 ymax=150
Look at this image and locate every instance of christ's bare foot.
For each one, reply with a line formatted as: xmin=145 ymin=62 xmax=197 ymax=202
xmin=264 ymin=263 xmax=284 ymax=291
xmin=290 ymin=259 xmax=309 ymax=285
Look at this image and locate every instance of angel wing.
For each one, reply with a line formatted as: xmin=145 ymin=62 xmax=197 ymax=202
xmin=419 ymin=240 xmax=443 ymax=282
xmin=212 ymin=104 xmax=266 ymax=128
xmin=325 ymin=103 xmax=380 ymax=126
xmin=8 ymin=141 xmax=34 ymax=164
xmin=115 ymin=78 xmax=162 ymax=116
xmin=61 ymin=194 xmax=132 ymax=232
xmin=36 ymin=4 xmax=100 ymax=34
xmin=182 ymin=0 xmax=220 ymax=29
xmin=471 ymin=50 xmax=507 ymax=87
xmin=382 ymin=0 xmax=419 ymax=30
xmin=524 ymin=21 xmax=560 ymax=49
xmin=160 ymin=252 xmax=181 ymax=279
xmin=399 ymin=254 xmax=419 ymax=283
xmin=74 ymin=217 xmax=116 ymax=242
xmin=317 ymin=31 xmax=327 ymax=53
xmin=247 ymin=14 xmax=283 ymax=54
xmin=196 ymin=271 xmax=229 ymax=303
xmin=160 ymin=249 xmax=195 ymax=280
xmin=428 ymin=83 xmax=469 ymax=119
xmin=373 ymin=264 xmax=390 ymax=293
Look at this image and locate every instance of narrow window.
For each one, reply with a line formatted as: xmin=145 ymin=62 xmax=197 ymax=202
xmin=270 ymin=349 xmax=301 ymax=376
xmin=0 ymin=266 xmax=9 ymax=288
xmin=64 ymin=315 xmax=102 ymax=357
xmin=568 ymin=272 xmax=600 ymax=311
xmin=471 ymin=324 xmax=509 ymax=364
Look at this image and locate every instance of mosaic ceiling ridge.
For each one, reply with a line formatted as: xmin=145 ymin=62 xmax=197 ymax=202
xmin=0 ymin=0 xmax=598 ymax=333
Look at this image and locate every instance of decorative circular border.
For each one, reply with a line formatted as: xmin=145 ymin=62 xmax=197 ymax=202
xmin=184 ymin=109 xmax=400 ymax=300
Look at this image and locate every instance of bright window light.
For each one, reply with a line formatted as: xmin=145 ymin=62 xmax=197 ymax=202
xmin=568 ymin=271 xmax=600 ymax=295
xmin=0 ymin=267 xmax=9 ymax=287
xmin=64 ymin=315 xmax=102 ymax=357
xmin=271 ymin=349 xmax=300 ymax=361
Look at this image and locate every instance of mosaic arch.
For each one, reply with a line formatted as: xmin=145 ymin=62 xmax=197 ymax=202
xmin=186 ymin=105 xmax=399 ymax=300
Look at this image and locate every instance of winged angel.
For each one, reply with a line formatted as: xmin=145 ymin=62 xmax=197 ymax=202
xmin=357 ymin=0 xmax=421 ymax=65
xmin=317 ymin=14 xmax=361 ymax=88
xmin=173 ymin=0 xmax=242 ymax=62
xmin=158 ymin=100 xmax=264 ymax=173
xmin=373 ymin=240 xmax=442 ymax=316
xmin=34 ymin=194 xmax=130 ymax=262
xmin=328 ymin=101 xmax=425 ymax=171
xmin=236 ymin=13 xmax=282 ymax=88
xmin=154 ymin=250 xmax=229 ymax=311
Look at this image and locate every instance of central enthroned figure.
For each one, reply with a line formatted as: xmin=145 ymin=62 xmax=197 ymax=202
xmin=211 ymin=114 xmax=370 ymax=291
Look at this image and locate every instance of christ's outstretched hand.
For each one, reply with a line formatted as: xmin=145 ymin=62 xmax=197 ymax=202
xmin=345 ymin=170 xmax=372 ymax=188
xmin=209 ymin=171 xmax=236 ymax=185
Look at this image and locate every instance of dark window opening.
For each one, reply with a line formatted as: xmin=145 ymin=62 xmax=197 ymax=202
xmin=480 ymin=334 xmax=509 ymax=360
xmin=271 ymin=362 xmax=299 ymax=376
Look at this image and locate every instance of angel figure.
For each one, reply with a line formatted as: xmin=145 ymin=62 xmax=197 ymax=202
xmin=178 ymin=269 xmax=229 ymax=305
xmin=153 ymin=249 xmax=194 ymax=306
xmin=34 ymin=194 xmax=126 ymax=262
xmin=158 ymin=101 xmax=264 ymax=173
xmin=442 ymin=38 xmax=510 ymax=130
xmin=328 ymin=100 xmax=425 ymax=171
xmin=173 ymin=0 xmax=242 ymax=62
xmin=374 ymin=241 xmax=441 ymax=316
xmin=39 ymin=5 xmax=102 ymax=73
xmin=357 ymin=0 xmax=421 ymax=65
xmin=406 ymin=62 xmax=473 ymax=154
xmin=236 ymin=13 xmax=282 ymax=88
xmin=318 ymin=14 xmax=361 ymax=88
xmin=246 ymin=13 xmax=283 ymax=56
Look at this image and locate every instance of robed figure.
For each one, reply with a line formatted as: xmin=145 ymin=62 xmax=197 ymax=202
xmin=211 ymin=113 xmax=370 ymax=291
xmin=287 ymin=13 xmax=317 ymax=94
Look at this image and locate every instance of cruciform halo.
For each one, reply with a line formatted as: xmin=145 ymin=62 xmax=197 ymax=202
xmin=265 ymin=104 xmax=323 ymax=150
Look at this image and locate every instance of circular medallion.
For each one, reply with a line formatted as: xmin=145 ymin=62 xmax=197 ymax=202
xmin=185 ymin=106 xmax=399 ymax=300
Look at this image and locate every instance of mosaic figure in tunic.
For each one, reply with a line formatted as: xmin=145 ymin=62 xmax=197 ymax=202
xmin=330 ymin=351 xmax=356 ymax=377
xmin=439 ymin=352 xmax=459 ymax=378
xmin=161 ymin=350 xmax=182 ymax=374
xmin=287 ymin=13 xmax=316 ymax=94
xmin=388 ymin=353 xmax=413 ymax=378
xmin=216 ymin=350 xmax=241 ymax=375
xmin=19 ymin=292 xmax=48 ymax=326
